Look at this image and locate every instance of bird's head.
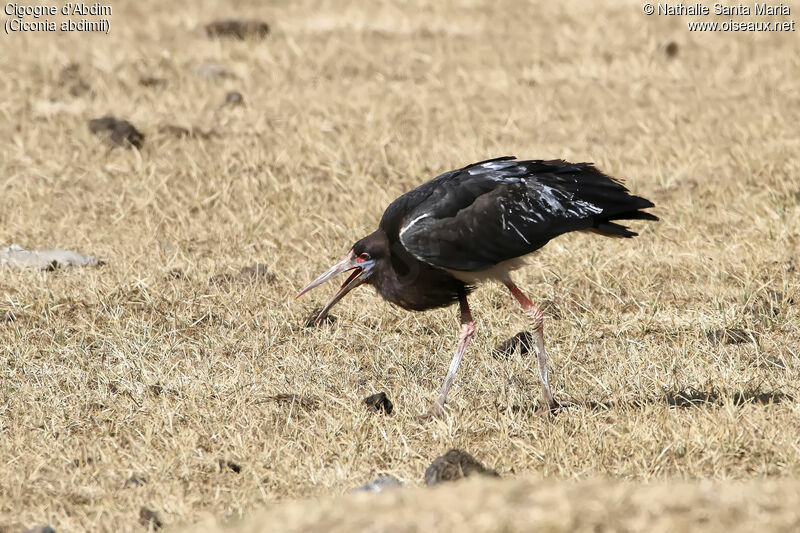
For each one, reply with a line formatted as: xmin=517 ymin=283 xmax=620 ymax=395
xmin=296 ymin=231 xmax=386 ymax=325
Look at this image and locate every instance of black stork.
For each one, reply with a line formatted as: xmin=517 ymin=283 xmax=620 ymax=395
xmin=297 ymin=157 xmax=657 ymax=417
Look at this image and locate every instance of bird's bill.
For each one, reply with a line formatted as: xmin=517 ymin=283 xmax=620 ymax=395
xmin=296 ymin=251 xmax=374 ymax=325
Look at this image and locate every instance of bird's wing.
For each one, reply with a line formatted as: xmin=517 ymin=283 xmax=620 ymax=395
xmin=396 ymin=157 xmax=655 ymax=272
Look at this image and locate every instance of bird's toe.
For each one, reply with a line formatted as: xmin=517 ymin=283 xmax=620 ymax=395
xmin=536 ymin=399 xmax=571 ymax=418
xmin=419 ymin=402 xmax=446 ymax=421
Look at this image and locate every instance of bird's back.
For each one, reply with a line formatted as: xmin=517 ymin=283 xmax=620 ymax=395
xmin=381 ymin=157 xmax=657 ymax=272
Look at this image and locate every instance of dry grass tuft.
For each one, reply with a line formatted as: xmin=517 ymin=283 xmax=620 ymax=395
xmin=185 ymin=476 xmax=800 ymax=533
xmin=1 ymin=0 xmax=798 ymax=531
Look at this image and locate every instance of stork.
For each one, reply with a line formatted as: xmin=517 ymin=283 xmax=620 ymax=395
xmin=297 ymin=157 xmax=657 ymax=417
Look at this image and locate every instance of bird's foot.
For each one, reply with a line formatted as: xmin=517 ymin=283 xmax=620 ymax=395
xmin=419 ymin=401 xmax=446 ymax=422
xmin=535 ymin=398 xmax=571 ymax=419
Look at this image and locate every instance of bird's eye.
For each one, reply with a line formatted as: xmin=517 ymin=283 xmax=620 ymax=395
xmin=356 ymin=252 xmax=371 ymax=263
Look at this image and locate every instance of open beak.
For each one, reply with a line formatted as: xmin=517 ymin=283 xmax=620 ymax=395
xmin=296 ymin=251 xmax=375 ymax=325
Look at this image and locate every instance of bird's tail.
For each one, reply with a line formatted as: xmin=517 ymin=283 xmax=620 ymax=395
xmin=588 ymin=199 xmax=659 ymax=238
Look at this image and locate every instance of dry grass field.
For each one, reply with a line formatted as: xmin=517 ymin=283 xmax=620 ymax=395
xmin=1 ymin=0 xmax=799 ymax=531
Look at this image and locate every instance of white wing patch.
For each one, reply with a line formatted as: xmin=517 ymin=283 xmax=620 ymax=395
xmin=535 ymin=184 xmax=603 ymax=217
xmin=507 ymin=221 xmax=531 ymax=244
xmin=467 ymin=160 xmax=521 ymax=178
xmin=399 ymin=213 xmax=430 ymax=240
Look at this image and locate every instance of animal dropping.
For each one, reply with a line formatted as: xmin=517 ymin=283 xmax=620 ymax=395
xmin=298 ymin=157 xmax=657 ymax=418
xmin=364 ymin=392 xmax=393 ymax=415
xmin=89 ymin=116 xmax=144 ymax=148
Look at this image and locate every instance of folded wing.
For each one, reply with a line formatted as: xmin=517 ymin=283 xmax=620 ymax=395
xmin=394 ymin=157 xmax=657 ymax=272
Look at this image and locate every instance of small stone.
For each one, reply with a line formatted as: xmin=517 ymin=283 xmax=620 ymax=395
xmin=424 ymin=449 xmax=499 ymax=486
xmin=139 ymin=76 xmax=167 ymax=88
xmin=350 ymin=475 xmax=403 ymax=493
xmin=364 ymin=392 xmax=393 ymax=415
xmin=139 ymin=507 xmax=163 ymax=530
xmin=492 ymin=331 xmax=533 ymax=359
xmin=224 ymin=91 xmax=244 ymax=106
xmin=205 ymin=19 xmax=270 ymax=40
xmin=664 ymin=41 xmax=679 ymax=57
xmin=217 ymin=458 xmax=242 ymax=473
xmin=89 ymin=116 xmax=144 ymax=149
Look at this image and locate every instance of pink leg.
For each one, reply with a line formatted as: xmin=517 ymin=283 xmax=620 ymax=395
xmin=504 ymin=279 xmax=557 ymax=412
xmin=429 ymin=291 xmax=474 ymax=416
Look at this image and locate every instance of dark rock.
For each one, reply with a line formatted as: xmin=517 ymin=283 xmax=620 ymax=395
xmin=424 ymin=449 xmax=499 ymax=486
xmin=139 ymin=507 xmax=162 ymax=530
xmin=664 ymin=41 xmax=679 ymax=57
xmin=493 ymin=331 xmax=533 ymax=359
xmin=139 ymin=76 xmax=167 ymax=88
xmin=270 ymin=393 xmax=318 ymax=411
xmin=205 ymin=19 xmax=269 ymax=40
xmin=350 ymin=475 xmax=403 ymax=493
xmin=706 ymin=328 xmax=757 ymax=345
xmin=364 ymin=392 xmax=393 ymax=415
xmin=89 ymin=116 xmax=144 ymax=149
xmin=217 ymin=458 xmax=242 ymax=473
xmin=224 ymin=91 xmax=244 ymax=106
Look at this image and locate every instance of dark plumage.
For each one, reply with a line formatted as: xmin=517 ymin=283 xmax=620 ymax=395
xmin=385 ymin=156 xmax=656 ymax=271
xmin=298 ymin=156 xmax=657 ymax=417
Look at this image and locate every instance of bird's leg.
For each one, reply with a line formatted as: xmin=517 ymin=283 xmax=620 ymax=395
xmin=426 ymin=291 xmax=474 ymax=418
xmin=504 ymin=280 xmax=558 ymax=414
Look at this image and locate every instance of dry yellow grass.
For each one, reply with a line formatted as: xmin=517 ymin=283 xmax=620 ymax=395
xmin=1 ymin=0 xmax=798 ymax=531
xmin=186 ymin=476 xmax=800 ymax=533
